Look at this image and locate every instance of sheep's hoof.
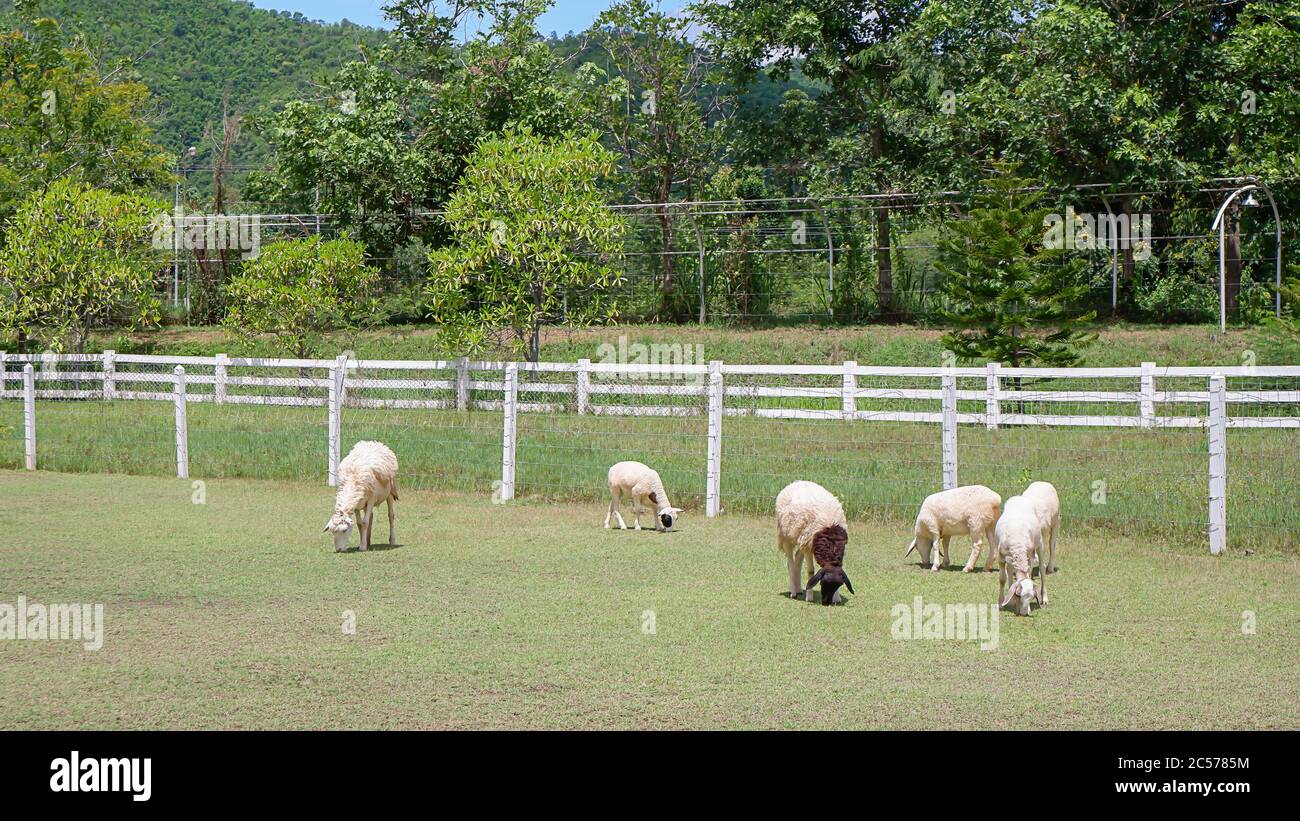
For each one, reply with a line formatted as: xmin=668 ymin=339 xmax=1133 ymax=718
xmin=804 ymin=591 xmax=816 ymax=603
xmin=961 ymin=566 xmax=974 ymax=573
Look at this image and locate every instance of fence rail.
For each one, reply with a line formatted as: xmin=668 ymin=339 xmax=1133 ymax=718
xmin=3 ymin=350 xmax=1298 ymax=555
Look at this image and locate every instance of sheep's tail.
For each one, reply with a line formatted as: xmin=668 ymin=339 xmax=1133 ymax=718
xmin=904 ymin=538 xmax=917 ymax=558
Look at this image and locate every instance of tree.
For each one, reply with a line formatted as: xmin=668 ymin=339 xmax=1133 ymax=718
xmin=0 ymin=10 xmax=171 ymax=231
xmin=223 ymin=236 xmax=380 ymax=359
xmin=584 ymin=0 xmax=729 ymax=321
xmin=426 ymin=129 xmax=626 ymax=361
xmin=0 ymin=178 xmax=163 ymax=353
xmin=936 ymin=166 xmax=1095 ymax=368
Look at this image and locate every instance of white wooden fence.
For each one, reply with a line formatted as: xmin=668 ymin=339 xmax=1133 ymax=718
xmin=3 ymin=350 xmax=1299 ymax=556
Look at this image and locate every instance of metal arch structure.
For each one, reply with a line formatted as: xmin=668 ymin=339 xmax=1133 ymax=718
xmin=806 ymin=198 xmax=835 ymax=320
xmin=1211 ymin=181 xmax=1283 ymax=333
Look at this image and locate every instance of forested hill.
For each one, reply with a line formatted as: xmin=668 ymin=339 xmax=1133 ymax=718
xmin=5 ymin=0 xmax=386 ymax=159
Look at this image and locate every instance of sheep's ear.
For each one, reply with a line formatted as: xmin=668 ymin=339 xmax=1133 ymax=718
xmin=808 ymin=569 xmax=825 ymax=588
xmin=322 ymin=523 xmax=331 ymax=533
xmin=904 ymin=539 xmax=916 ymax=558
xmin=999 ymin=586 xmax=1017 ymax=608
xmin=1033 ymin=584 xmax=1043 ymax=605
xmin=669 ymin=507 xmax=683 ymax=514
xmin=842 ymin=572 xmax=855 ymax=595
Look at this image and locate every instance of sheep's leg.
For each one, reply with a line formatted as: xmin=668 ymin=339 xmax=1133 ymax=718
xmin=387 ymin=496 xmax=395 ymax=546
xmin=632 ymin=499 xmax=643 ymax=531
xmin=360 ymin=504 xmax=374 ymax=551
xmin=784 ymin=548 xmax=800 ymax=599
xmin=604 ymin=489 xmax=619 ymax=529
xmin=983 ymin=529 xmax=998 ymax=571
xmin=997 ymin=563 xmax=1007 ymax=609
xmin=931 ymin=536 xmax=947 ymax=572
xmin=1047 ymin=522 xmax=1058 ymax=574
xmin=962 ymin=534 xmax=982 ymax=573
xmin=805 ymin=553 xmax=817 ymax=603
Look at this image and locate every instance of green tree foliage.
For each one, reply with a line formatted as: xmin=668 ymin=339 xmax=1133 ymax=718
xmin=4 ymin=0 xmax=387 ymax=173
xmin=936 ymin=166 xmax=1096 ymax=367
xmin=426 ymin=129 xmax=626 ymax=361
xmin=0 ymin=9 xmax=171 ymax=229
xmin=583 ymin=0 xmax=730 ymax=321
xmin=0 ymin=178 xmax=164 ymax=352
xmin=248 ymin=0 xmax=587 ymax=270
xmin=223 ymin=235 xmax=380 ymax=358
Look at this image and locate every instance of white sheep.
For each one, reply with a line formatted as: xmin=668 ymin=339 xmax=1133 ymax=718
xmin=775 ymin=480 xmax=854 ymax=605
xmin=604 ymin=461 xmax=682 ymax=532
xmin=1022 ymin=481 xmax=1060 ymax=574
xmin=993 ymin=494 xmax=1046 ymax=616
xmin=323 ymin=440 xmax=399 ymax=552
xmin=904 ymin=485 xmax=1002 ymax=573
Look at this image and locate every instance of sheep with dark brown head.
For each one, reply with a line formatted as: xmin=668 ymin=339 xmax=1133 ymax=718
xmin=775 ymin=481 xmax=855 ymax=605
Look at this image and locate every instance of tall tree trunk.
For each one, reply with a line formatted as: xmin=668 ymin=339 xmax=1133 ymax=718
xmin=1226 ymin=202 xmax=1242 ymax=314
xmin=656 ymin=204 xmax=676 ymax=322
xmin=871 ymin=125 xmax=893 ymax=318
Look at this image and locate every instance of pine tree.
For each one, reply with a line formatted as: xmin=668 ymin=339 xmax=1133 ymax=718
xmin=936 ymin=165 xmax=1096 ymax=368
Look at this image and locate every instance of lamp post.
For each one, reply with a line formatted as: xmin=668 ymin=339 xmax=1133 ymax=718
xmin=1210 ymin=181 xmax=1282 ymax=333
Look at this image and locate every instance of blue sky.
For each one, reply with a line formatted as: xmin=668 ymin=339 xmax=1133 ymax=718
xmin=247 ymin=1 xmax=637 ymax=36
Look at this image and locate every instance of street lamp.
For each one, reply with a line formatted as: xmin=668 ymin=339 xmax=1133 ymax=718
xmin=1210 ymin=181 xmax=1282 ymax=333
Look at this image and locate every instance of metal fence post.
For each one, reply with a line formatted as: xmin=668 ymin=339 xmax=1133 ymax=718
xmin=841 ymin=360 xmax=857 ymax=420
xmin=102 ymin=350 xmax=116 ymax=401
xmin=501 ymin=362 xmax=517 ymax=501
xmin=941 ymin=371 xmax=958 ymax=490
xmin=455 ymin=356 xmax=470 ymax=411
xmin=985 ymin=362 xmax=1000 ymax=430
xmin=215 ymin=353 xmax=229 ymax=405
xmin=1140 ymin=361 xmax=1155 ymax=428
xmin=173 ymin=366 xmax=189 ymax=479
xmin=0 ymin=351 xmax=7 ymax=400
xmin=706 ymin=360 xmax=723 ymax=518
xmin=327 ymin=359 xmax=341 ymax=487
xmin=23 ymin=364 xmax=35 ymax=470
xmin=1208 ymin=374 xmax=1227 ymax=556
xmin=576 ymin=358 xmax=591 ymax=415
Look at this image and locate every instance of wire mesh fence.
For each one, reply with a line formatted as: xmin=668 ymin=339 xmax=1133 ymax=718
xmin=2 ymin=353 xmax=1297 ymax=555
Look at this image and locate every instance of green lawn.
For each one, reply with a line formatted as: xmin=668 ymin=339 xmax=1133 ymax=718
xmin=0 ymin=470 xmax=1296 ymax=730
xmin=40 ymin=319 xmax=1300 ymax=367
xmin=3 ymin=398 xmax=1296 ymax=555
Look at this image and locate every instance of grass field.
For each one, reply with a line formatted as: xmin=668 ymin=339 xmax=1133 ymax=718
xmin=3 ymin=397 xmax=1296 ymax=555
xmin=0 ymin=470 xmax=1295 ymax=730
xmin=42 ymin=320 xmax=1300 ymax=367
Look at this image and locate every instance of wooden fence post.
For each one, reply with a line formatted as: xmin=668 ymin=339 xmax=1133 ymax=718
xmin=985 ymin=362 xmax=1000 ymax=430
xmin=23 ymin=364 xmax=35 ymax=470
xmin=1140 ymin=361 xmax=1156 ymax=428
xmin=1208 ymin=374 xmax=1227 ymax=556
xmin=215 ymin=353 xmax=229 ymax=405
xmin=455 ymin=356 xmax=469 ymax=411
xmin=576 ymin=358 xmax=591 ymax=415
xmin=941 ymin=371 xmax=958 ymax=490
xmin=706 ymin=360 xmax=723 ymax=518
xmin=841 ymin=360 xmax=857 ymax=420
xmin=500 ymin=362 xmax=517 ymax=501
xmin=173 ymin=366 xmax=189 ymax=479
xmin=102 ymin=350 xmax=116 ymax=401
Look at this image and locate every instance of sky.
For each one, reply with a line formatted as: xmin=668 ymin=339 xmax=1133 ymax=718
xmin=246 ymin=1 xmax=641 ymax=36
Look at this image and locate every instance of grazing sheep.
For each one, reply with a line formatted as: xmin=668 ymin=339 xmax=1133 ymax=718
xmin=903 ymin=485 xmax=1002 ymax=573
xmin=1022 ymin=481 xmax=1060 ymax=574
xmin=993 ymin=495 xmax=1045 ymax=616
xmin=775 ymin=480 xmax=854 ymax=606
xmin=323 ymin=441 xmax=399 ymax=552
xmin=604 ymin=461 xmax=683 ymax=532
